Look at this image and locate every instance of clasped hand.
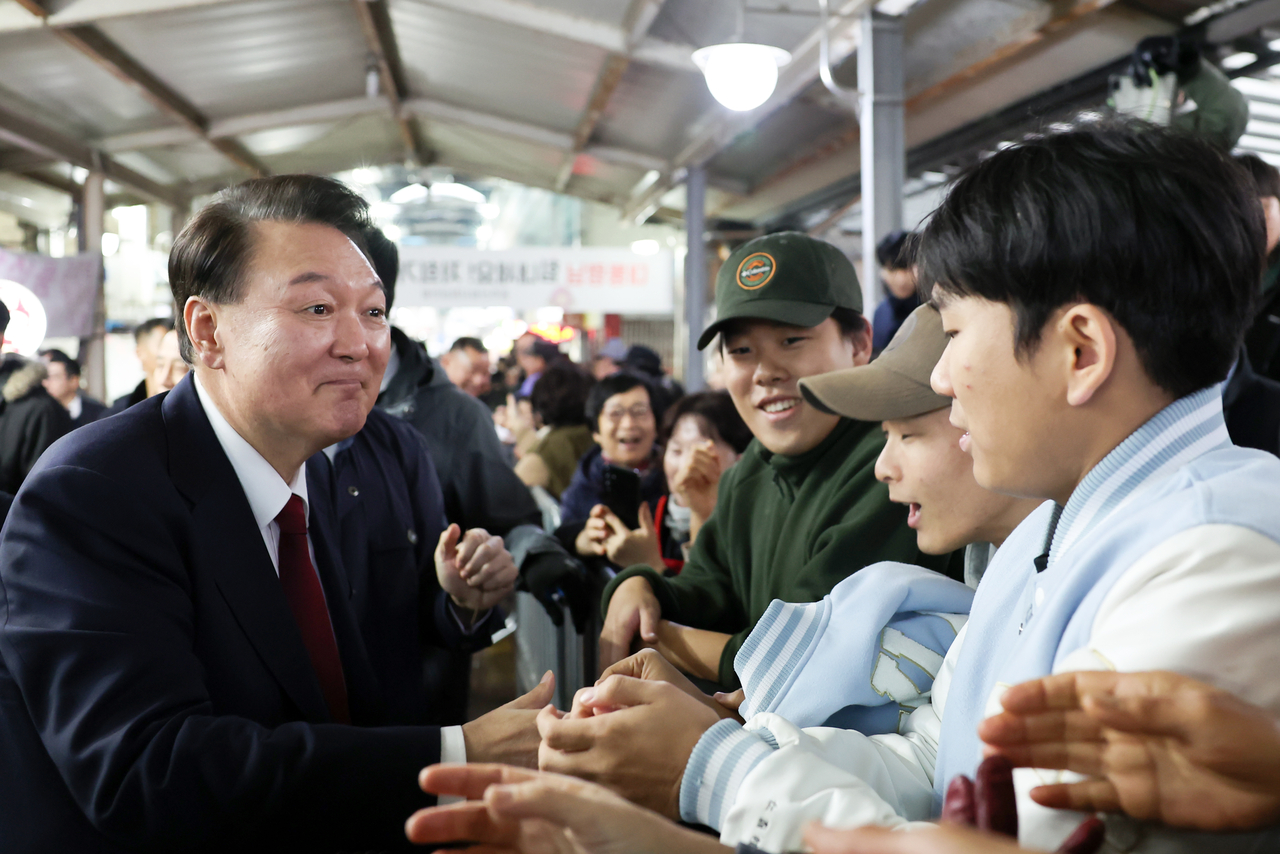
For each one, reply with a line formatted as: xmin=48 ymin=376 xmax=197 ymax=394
xmin=435 ymin=523 xmax=518 ymax=613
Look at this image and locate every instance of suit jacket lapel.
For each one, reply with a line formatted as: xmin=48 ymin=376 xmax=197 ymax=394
xmin=163 ymin=376 xmax=331 ymax=723
xmin=306 ymin=460 xmax=386 ymax=725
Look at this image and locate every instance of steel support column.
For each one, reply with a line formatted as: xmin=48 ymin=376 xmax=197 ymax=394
xmin=683 ymin=165 xmax=707 ymax=392
xmin=858 ymin=12 xmax=904 ymax=315
xmin=80 ymin=170 xmax=107 ymax=400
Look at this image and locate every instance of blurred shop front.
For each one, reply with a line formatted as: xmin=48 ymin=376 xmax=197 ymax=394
xmin=390 ymin=244 xmax=675 ymax=367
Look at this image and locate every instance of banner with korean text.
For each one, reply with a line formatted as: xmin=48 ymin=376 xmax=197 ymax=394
xmin=395 ymin=246 xmax=674 ymax=314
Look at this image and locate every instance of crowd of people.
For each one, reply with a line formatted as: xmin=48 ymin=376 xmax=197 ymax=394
xmin=0 ymin=118 xmax=1277 ymax=854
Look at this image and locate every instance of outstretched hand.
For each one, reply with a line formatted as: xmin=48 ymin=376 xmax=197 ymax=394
xmin=537 ymin=674 xmax=722 ymax=819
xmin=406 ymin=764 xmax=728 ymax=854
xmin=980 ymin=670 xmax=1280 ymax=832
xmin=436 ymin=524 xmax=518 ymax=613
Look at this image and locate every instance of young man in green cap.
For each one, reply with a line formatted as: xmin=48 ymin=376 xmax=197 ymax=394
xmin=598 ymin=231 xmax=960 ymax=687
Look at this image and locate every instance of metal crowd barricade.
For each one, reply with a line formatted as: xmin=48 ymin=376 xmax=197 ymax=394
xmin=514 ymin=486 xmax=601 ymax=709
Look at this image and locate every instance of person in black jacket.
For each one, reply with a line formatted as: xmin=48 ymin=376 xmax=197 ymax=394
xmin=365 ymin=229 xmax=592 ymax=684
xmin=40 ymin=348 xmax=107 ymax=429
xmin=311 ymin=406 xmax=508 ymax=726
xmin=107 ymin=317 xmax=172 ymax=414
xmin=0 ymin=302 xmax=71 ymax=494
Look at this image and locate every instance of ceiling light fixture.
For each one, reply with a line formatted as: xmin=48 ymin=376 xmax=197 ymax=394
xmin=693 ymin=43 xmax=791 ymax=111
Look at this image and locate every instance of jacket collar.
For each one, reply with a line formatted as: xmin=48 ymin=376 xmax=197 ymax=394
xmin=1048 ymin=384 xmax=1231 ymax=566
xmin=378 ymin=326 xmax=435 ymax=411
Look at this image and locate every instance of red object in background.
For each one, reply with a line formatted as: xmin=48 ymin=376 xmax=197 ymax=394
xmin=604 ymin=313 xmax=622 ymax=339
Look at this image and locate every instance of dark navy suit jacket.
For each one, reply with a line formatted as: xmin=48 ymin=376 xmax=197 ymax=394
xmin=310 ymin=408 xmax=504 ymax=727
xmin=0 ymin=375 xmax=440 ymax=853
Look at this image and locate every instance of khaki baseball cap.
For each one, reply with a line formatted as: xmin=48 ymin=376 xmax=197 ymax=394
xmin=697 ymin=232 xmax=863 ymax=350
xmin=798 ymin=304 xmax=951 ymax=421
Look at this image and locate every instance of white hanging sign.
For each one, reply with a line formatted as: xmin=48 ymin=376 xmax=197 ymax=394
xmin=394 ymin=246 xmax=674 ymax=314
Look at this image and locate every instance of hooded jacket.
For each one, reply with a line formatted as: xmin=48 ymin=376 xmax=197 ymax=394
xmin=0 ymin=356 xmax=71 ymax=494
xmin=378 ymin=328 xmax=540 ymax=534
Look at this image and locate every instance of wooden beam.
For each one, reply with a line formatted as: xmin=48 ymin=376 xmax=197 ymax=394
xmin=0 ymin=101 xmax=187 ymax=207
xmin=555 ymin=0 xmax=667 ymax=192
xmin=18 ymin=167 xmax=83 ymax=201
xmin=744 ymin=0 xmax=1121 ymax=209
xmin=415 ymin=0 xmax=695 ymax=71
xmin=904 ymin=0 xmax=1120 ymax=112
xmin=51 ymin=24 xmax=269 ymax=176
xmin=11 ymin=0 xmax=48 ymax=17
xmin=351 ymin=0 xmax=432 ymax=166
xmin=556 ymin=53 xmax=630 ymax=191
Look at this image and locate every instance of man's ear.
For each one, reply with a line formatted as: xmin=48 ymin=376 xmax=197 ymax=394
xmin=848 ymin=321 xmax=874 ymax=367
xmin=1057 ymin=304 xmax=1117 ymax=408
xmin=184 ymin=296 xmax=225 ymax=370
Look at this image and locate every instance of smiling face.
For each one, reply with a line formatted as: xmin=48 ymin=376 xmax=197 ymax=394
xmin=722 ymin=317 xmax=867 ymax=456
xmin=875 ymin=408 xmax=1035 ymax=552
xmin=930 ymin=294 xmax=1067 ymax=499
xmin=593 ymin=384 xmax=656 ymax=468
xmin=188 ymin=220 xmax=389 ymax=475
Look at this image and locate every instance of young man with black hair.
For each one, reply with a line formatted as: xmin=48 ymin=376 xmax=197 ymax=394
xmin=872 ymin=230 xmax=921 ymax=353
xmin=440 ymin=336 xmax=493 ymax=398
xmin=40 ymin=349 xmax=107 ymax=429
xmin=107 ymin=316 xmax=172 ymax=413
xmin=631 ymin=123 xmax=1280 ymax=854
xmin=598 ymin=232 xmax=958 ymax=691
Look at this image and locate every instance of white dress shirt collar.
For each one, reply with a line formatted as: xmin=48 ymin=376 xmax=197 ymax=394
xmin=67 ymin=394 xmax=83 ymax=421
xmin=193 ymin=373 xmax=308 ymax=534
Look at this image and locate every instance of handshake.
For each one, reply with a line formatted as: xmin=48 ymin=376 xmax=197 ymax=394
xmin=425 ymin=659 xmax=1280 ymax=854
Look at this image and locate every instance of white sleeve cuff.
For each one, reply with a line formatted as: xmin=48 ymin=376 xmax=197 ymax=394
xmin=679 ymin=719 xmax=777 ymax=830
xmin=437 ymin=725 xmax=467 ymax=806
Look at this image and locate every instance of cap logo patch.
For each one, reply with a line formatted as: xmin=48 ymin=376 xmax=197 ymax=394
xmin=737 ymin=252 xmax=776 ymax=290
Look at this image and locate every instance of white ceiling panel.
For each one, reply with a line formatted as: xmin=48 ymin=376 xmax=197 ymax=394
xmin=0 ymin=27 xmax=165 ymax=135
xmin=393 ymin=0 xmax=608 ymax=133
xmin=98 ymin=0 xmax=368 ymax=120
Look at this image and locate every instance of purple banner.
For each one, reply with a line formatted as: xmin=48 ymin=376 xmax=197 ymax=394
xmin=0 ymin=247 xmax=101 ymax=338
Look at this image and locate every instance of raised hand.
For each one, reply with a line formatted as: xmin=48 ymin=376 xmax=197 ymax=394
xmin=672 ymin=440 xmax=721 ymax=522
xmin=980 ymin=670 xmax=1280 ymax=832
xmin=436 ymin=524 xmax=518 ymax=613
xmin=599 ymin=575 xmax=662 ymax=670
xmin=601 ymin=503 xmax=664 ymax=571
xmin=574 ymin=505 xmax=613 ymax=558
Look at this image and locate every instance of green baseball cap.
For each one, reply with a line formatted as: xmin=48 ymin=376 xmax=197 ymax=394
xmin=697 ymin=231 xmax=863 ymax=350
xmin=798 ymin=304 xmax=951 ymax=421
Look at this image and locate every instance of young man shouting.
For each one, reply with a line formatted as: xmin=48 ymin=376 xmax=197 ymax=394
xmin=600 ymin=232 xmax=959 ymax=687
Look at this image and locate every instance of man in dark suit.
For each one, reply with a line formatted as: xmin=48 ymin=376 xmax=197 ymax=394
xmin=0 ymin=175 xmax=548 ymax=853
xmin=40 ymin=348 xmax=108 ymax=428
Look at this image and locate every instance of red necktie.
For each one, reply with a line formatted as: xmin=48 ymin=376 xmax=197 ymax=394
xmin=275 ymin=494 xmax=350 ymax=724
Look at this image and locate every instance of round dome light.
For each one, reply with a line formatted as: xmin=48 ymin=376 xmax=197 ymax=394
xmin=693 ymin=43 xmax=792 ymax=112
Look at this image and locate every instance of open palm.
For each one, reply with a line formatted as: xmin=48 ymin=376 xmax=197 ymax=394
xmin=980 ymin=670 xmax=1280 ymax=832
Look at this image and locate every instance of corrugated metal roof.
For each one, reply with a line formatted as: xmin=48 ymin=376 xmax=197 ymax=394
xmin=0 ymin=0 xmax=1253 ymax=229
xmin=0 ymin=28 xmax=163 ymax=135
xmin=98 ymin=0 xmax=368 ymax=119
xmin=393 ymin=1 xmax=608 ymax=133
